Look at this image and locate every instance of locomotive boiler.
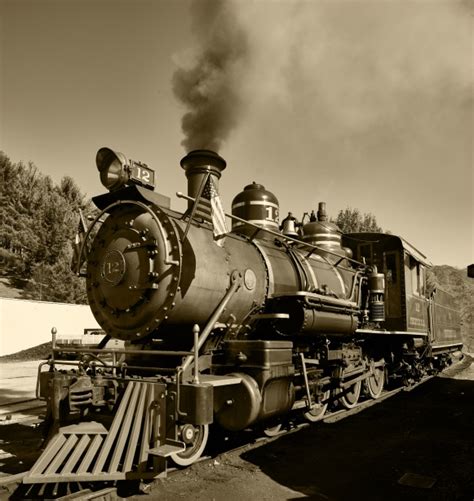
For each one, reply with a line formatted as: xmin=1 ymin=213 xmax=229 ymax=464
xmin=27 ymin=148 xmax=463 ymax=485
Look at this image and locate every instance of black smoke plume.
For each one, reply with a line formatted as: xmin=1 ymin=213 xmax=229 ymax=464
xmin=172 ymin=0 xmax=248 ymax=152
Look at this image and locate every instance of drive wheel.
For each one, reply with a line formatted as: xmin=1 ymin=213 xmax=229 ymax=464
xmin=365 ymin=359 xmax=385 ymax=399
xmin=337 ymin=379 xmax=361 ymax=409
xmin=170 ymin=424 xmax=209 ymax=467
xmin=304 ymin=389 xmax=330 ymax=422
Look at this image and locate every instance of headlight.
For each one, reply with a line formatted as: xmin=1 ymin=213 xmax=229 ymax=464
xmin=96 ymin=147 xmax=155 ymax=191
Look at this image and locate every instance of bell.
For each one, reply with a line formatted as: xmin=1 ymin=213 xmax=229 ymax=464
xmin=281 ymin=212 xmax=299 ymax=237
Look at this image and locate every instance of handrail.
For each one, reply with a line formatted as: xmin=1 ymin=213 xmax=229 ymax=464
xmin=52 ymin=347 xmax=192 ymax=357
xmin=176 ymin=191 xmax=366 ymax=269
xmin=181 ymin=171 xmax=211 ymax=244
xmin=180 ymin=269 xmax=243 ymax=375
xmin=35 ymin=361 xmax=50 ymax=400
xmin=43 ymin=359 xmax=176 ymax=373
xmin=74 ymin=198 xmax=178 ymax=276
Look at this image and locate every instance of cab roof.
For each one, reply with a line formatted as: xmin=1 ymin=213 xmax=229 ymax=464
xmin=342 ymin=232 xmax=433 ymax=267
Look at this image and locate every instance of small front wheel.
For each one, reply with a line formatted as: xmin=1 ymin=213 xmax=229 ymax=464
xmin=170 ymin=424 xmax=209 ymax=467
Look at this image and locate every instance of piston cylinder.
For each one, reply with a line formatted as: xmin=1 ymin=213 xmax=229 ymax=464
xmin=213 ymin=340 xmax=295 ymax=430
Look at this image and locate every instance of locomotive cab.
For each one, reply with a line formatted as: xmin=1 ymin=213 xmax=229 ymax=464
xmin=343 ymin=233 xmax=432 ymax=333
xmin=342 ymin=233 xmax=462 ymax=352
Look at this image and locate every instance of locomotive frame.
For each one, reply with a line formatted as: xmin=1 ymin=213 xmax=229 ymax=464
xmin=24 ymin=148 xmax=462 ymax=485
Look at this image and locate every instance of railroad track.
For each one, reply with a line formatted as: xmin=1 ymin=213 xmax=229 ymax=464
xmin=1 ymin=355 xmax=470 ymax=499
xmin=0 ymin=382 xmax=413 ymax=500
xmin=0 ymin=398 xmax=45 ymax=426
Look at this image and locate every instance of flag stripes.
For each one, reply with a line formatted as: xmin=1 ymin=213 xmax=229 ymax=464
xmin=193 ymin=176 xmax=228 ymax=239
xmin=71 ymin=209 xmax=87 ymax=273
xmin=210 ymin=189 xmax=228 ymax=238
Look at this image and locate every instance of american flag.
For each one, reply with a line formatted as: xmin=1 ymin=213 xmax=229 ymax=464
xmin=195 ymin=176 xmax=228 ymax=239
xmin=71 ymin=209 xmax=87 ymax=274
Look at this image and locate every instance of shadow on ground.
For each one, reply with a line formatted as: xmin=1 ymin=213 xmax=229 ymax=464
xmin=241 ymin=377 xmax=474 ymax=501
xmin=0 ymin=423 xmax=44 ymax=474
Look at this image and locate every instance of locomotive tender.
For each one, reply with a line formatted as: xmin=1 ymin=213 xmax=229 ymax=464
xmin=27 ymin=148 xmax=462 ymax=484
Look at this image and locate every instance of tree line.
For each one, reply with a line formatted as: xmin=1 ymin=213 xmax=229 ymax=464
xmin=0 ymin=152 xmax=94 ymax=303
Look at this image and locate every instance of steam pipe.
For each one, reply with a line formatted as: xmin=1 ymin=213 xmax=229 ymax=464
xmin=181 ymin=270 xmax=242 ymax=375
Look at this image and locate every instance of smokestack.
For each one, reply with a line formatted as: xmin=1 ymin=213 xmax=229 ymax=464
xmin=180 ymin=149 xmax=227 ymax=209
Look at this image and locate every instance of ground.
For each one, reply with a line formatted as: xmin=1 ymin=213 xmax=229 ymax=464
xmin=1 ymin=359 xmax=473 ymax=500
xmin=146 ymin=364 xmax=474 ymax=501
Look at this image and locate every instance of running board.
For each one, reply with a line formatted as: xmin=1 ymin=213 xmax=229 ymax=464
xmin=24 ymin=381 xmax=166 ymax=484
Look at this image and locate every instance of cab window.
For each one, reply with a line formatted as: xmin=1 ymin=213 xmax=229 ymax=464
xmin=419 ymin=265 xmax=426 ymax=296
xmin=385 ymin=252 xmax=398 ymax=285
xmin=358 ymin=243 xmax=373 ymax=263
xmin=406 ymin=255 xmax=425 ymax=297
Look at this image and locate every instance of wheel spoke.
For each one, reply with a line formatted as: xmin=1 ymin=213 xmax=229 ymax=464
xmin=365 ymin=359 xmax=385 ymax=399
xmin=304 ymin=389 xmax=330 ymax=422
xmin=339 ymin=380 xmax=361 ymax=409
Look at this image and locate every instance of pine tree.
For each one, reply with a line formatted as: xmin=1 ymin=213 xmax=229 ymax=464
xmin=0 ymin=151 xmax=91 ymax=303
xmin=334 ymin=207 xmax=383 ymax=233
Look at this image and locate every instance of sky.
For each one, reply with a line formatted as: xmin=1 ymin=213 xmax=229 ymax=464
xmin=1 ymin=0 xmax=472 ymax=268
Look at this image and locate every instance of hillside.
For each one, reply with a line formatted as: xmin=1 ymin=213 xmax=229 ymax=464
xmin=0 ymin=341 xmax=52 ymax=361
xmin=0 ymin=276 xmax=23 ymax=299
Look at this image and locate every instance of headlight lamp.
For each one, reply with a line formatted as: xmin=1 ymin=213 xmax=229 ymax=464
xmin=96 ymin=147 xmax=155 ymax=191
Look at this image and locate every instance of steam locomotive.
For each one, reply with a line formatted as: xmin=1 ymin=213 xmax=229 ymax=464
xmin=27 ymin=148 xmax=462 ymax=484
